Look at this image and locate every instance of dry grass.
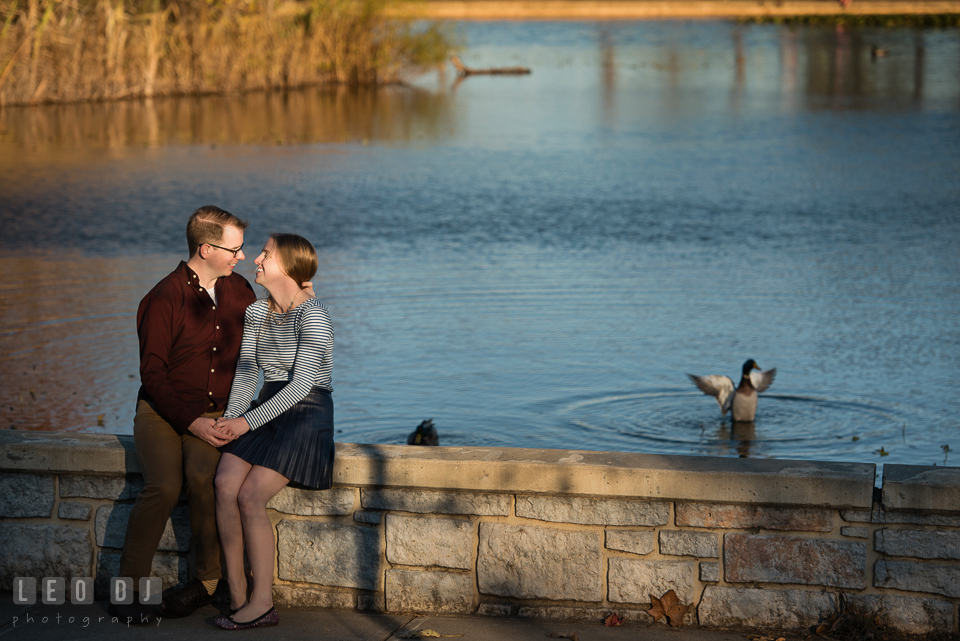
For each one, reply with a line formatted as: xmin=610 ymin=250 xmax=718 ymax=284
xmin=0 ymin=0 xmax=455 ymax=105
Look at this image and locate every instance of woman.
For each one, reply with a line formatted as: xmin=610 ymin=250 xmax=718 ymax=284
xmin=212 ymin=233 xmax=334 ymax=630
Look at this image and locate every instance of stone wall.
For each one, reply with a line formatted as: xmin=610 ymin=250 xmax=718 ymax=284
xmin=2 ymin=432 xmax=958 ymax=636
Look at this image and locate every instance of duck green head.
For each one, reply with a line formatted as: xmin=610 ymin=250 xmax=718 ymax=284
xmin=742 ymin=359 xmax=760 ymax=374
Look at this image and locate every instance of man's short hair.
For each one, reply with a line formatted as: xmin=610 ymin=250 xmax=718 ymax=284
xmin=186 ymin=206 xmax=249 ymax=257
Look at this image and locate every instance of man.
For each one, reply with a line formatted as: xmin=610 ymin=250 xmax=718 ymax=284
xmin=112 ymin=206 xmax=256 ymax=622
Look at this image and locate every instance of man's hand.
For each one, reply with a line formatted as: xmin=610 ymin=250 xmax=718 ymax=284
xmin=188 ymin=417 xmax=230 ymax=447
xmin=215 ymin=416 xmax=251 ymax=440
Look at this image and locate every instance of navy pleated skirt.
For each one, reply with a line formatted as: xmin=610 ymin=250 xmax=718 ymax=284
xmin=220 ymin=382 xmax=334 ymax=490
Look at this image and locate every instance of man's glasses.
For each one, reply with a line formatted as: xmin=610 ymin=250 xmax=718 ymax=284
xmin=205 ymin=242 xmax=244 ymax=258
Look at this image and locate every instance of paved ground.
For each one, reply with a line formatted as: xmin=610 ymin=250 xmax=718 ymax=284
xmin=0 ymin=596 xmax=791 ymax=641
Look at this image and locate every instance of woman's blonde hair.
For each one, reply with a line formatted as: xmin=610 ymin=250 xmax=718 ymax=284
xmin=271 ymin=233 xmax=317 ymax=288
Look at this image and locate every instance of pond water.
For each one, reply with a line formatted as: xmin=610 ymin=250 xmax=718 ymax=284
xmin=1 ymin=21 xmax=959 ymax=481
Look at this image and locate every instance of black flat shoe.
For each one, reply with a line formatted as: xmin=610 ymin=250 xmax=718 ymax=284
xmin=158 ymin=579 xmax=216 ymax=618
xmin=213 ymin=607 xmax=279 ymax=630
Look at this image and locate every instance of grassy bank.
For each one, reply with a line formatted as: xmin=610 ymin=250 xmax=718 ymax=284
xmin=0 ymin=0 xmax=454 ymax=106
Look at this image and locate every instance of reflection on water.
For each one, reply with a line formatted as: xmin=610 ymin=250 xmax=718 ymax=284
xmin=1 ymin=23 xmax=957 ymax=159
xmin=1 ymin=22 xmax=958 ymax=479
xmin=0 ymin=85 xmax=454 ymax=157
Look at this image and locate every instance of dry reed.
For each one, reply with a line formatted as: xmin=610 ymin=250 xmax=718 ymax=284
xmin=0 ymin=0 xmax=454 ymax=105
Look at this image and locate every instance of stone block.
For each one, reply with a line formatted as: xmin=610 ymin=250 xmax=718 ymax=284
xmin=354 ymin=510 xmax=382 ymax=524
xmin=95 ymin=550 xmax=186 ymax=596
xmin=59 ymin=475 xmax=143 ymax=500
xmin=724 ymin=534 xmax=866 ymax=589
xmin=267 ymin=487 xmax=354 ymax=516
xmin=605 ymin=530 xmax=655 ymax=555
xmin=659 ymin=530 xmax=718 ymax=558
xmin=841 ymin=507 xmax=960 ymax=527
xmin=516 ymin=496 xmax=669 ymax=526
xmin=385 ymin=569 xmax=477 ymax=614
xmin=272 ymin=584 xmax=354 ymax=608
xmin=0 ymin=524 xmax=92 ymax=585
xmin=277 ymin=520 xmax=382 ymax=591
xmin=700 ymin=561 xmax=719 ymax=582
xmin=875 ymin=528 xmax=960 ymax=560
xmin=477 ymin=523 xmax=601 ymax=602
xmin=478 ymin=603 xmax=512 ymax=617
xmin=95 ymin=504 xmax=190 ymax=551
xmin=58 ymin=501 xmax=91 ymax=521
xmin=675 ymin=503 xmax=832 ymax=531
xmin=357 ymin=594 xmax=386 ymax=612
xmin=386 ymin=514 xmax=473 ymax=569
xmin=361 ymin=489 xmax=509 ymax=516
xmin=875 ymin=560 xmax=960 ymax=598
xmin=699 ymin=586 xmax=835 ymax=629
xmin=841 ymin=526 xmax=868 ymax=539
xmin=518 ymin=606 xmax=652 ymax=623
xmin=0 ymin=472 xmax=54 ymax=517
xmin=849 ymin=593 xmax=953 ymax=636
xmin=607 ymin=558 xmax=698 ymax=604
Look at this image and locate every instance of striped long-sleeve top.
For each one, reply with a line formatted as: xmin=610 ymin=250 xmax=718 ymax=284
xmin=223 ymin=297 xmax=334 ymax=430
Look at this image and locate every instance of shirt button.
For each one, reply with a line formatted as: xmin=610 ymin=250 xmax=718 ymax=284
xmin=216 ymin=326 xmax=220 ymax=330
xmin=208 ymin=391 xmax=213 ymax=395
xmin=212 ymin=306 xmax=216 ymax=310
xmin=210 ymin=369 xmax=215 ymax=373
xmin=213 ymin=347 xmax=217 ymax=351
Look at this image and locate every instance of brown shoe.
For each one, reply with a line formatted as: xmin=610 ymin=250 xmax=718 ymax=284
xmin=110 ymin=600 xmax=156 ymax=624
xmin=158 ymin=579 xmax=216 ymax=618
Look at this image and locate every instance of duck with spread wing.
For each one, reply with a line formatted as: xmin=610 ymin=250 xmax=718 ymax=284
xmin=687 ymin=359 xmax=776 ymax=422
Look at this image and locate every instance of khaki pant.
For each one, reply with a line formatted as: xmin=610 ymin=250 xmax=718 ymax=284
xmin=119 ymin=400 xmax=223 ymax=584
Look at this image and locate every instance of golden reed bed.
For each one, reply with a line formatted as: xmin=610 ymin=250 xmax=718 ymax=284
xmin=0 ymin=0 xmax=452 ymax=106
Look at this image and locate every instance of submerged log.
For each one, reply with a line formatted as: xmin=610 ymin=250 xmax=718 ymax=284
xmin=451 ymin=56 xmax=531 ymax=77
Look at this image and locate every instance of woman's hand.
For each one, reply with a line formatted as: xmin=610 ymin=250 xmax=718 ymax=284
xmin=215 ymin=416 xmax=251 ymax=439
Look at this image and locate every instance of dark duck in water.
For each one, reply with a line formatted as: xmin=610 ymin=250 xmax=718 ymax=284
xmin=407 ymin=419 xmax=439 ymax=446
xmin=687 ymin=359 xmax=777 ymax=422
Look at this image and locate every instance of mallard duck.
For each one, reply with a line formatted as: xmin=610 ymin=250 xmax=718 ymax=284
xmin=407 ymin=419 xmax=439 ymax=446
xmin=687 ymin=359 xmax=777 ymax=422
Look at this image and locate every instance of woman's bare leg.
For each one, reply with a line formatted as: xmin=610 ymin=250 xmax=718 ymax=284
xmin=231 ymin=465 xmax=289 ymax=623
xmin=215 ymin=453 xmax=253 ymax=611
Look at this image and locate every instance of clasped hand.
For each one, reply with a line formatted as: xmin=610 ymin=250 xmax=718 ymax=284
xmin=214 ymin=416 xmax=250 ymax=440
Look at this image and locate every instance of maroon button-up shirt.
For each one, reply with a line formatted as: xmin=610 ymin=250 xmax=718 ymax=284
xmin=137 ymin=261 xmax=257 ymax=434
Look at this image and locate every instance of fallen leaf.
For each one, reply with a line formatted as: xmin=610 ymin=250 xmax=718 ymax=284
xmin=547 ymin=633 xmax=579 ymax=641
xmin=647 ymin=593 xmax=666 ymax=623
xmin=648 ymin=590 xmax=688 ymax=627
xmin=603 ymin=612 xmax=624 ymax=626
xmin=396 ymin=631 xmax=465 ymax=639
